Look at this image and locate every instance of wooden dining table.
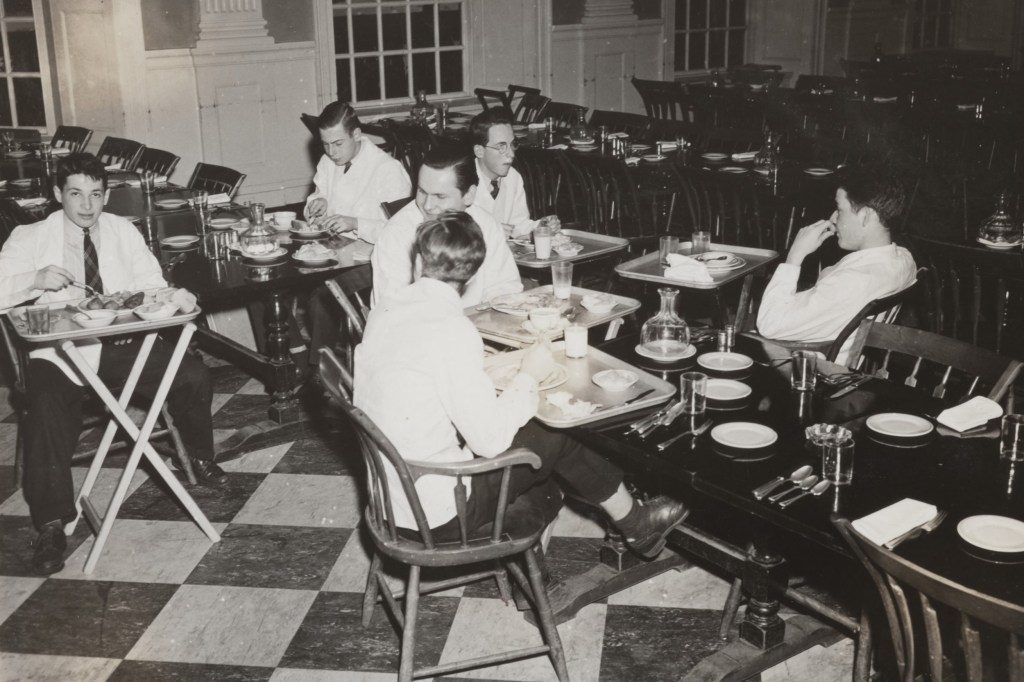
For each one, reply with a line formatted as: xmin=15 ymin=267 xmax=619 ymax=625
xmin=539 ymin=331 xmax=1023 ymax=681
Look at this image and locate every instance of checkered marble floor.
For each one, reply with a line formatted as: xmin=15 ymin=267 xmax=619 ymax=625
xmin=0 ymin=360 xmax=854 ymax=681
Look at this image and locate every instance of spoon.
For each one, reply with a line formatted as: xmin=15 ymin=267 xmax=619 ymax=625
xmin=769 ymin=474 xmax=819 ymax=503
xmin=656 ymin=419 xmax=714 ymax=451
xmin=779 ymin=479 xmax=832 ymax=508
xmin=752 ymin=464 xmax=813 ymax=500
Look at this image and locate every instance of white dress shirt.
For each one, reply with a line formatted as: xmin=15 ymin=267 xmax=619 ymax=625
xmin=0 ymin=210 xmax=167 ymax=383
xmin=472 ymin=160 xmax=537 ymax=238
xmin=354 ymin=277 xmax=538 ymax=528
xmin=370 ymin=201 xmax=523 ymax=307
xmin=305 ymin=139 xmax=411 ymax=244
xmin=756 ymin=243 xmax=917 ymax=362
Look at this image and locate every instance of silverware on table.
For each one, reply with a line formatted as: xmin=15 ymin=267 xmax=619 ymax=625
xmin=639 ymin=401 xmax=687 ymax=439
xmin=623 ymin=388 xmax=656 ymax=406
xmin=656 ymin=419 xmax=714 ymax=451
xmin=768 ymin=474 xmax=818 ymax=503
xmin=67 ymin=281 xmax=98 ymax=296
xmin=626 ymin=400 xmax=676 ymax=434
xmin=883 ymin=510 xmax=948 ymax=549
xmin=750 ymin=357 xmax=793 ymax=368
xmin=828 ymin=375 xmax=872 ymax=400
xmin=753 ymin=464 xmax=814 ymax=500
xmin=778 ymin=479 xmax=832 ymax=508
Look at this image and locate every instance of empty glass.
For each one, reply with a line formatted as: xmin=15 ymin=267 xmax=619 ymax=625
xmin=823 ymin=437 xmax=855 ymax=485
xmin=791 ymin=350 xmax=818 ymax=391
xmin=659 ymin=235 xmax=679 ymax=266
xmin=680 ymin=372 xmax=708 ymax=416
xmin=692 ymin=231 xmax=710 ymax=255
xmin=551 ymin=261 xmax=573 ymax=299
xmin=26 ymin=305 xmax=49 ymax=334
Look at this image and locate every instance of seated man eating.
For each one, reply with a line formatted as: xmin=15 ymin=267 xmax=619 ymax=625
xmin=356 ymin=210 xmax=688 ymax=556
xmin=755 ymin=166 xmax=917 ymax=362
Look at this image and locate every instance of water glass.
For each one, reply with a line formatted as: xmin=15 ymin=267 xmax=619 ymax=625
xmin=823 ymin=437 xmax=855 ymax=485
xmin=564 ymin=324 xmax=588 ymax=358
xmin=692 ymin=230 xmax=711 ymax=255
xmin=659 ymin=235 xmax=679 ymax=266
xmin=26 ymin=305 xmax=50 ymax=334
xmin=1001 ymin=414 xmax=1024 ymax=461
xmin=545 ymin=117 xmax=555 ymax=134
xmin=791 ymin=350 xmax=818 ymax=391
xmin=680 ymin=371 xmax=708 ymax=416
xmin=436 ymin=101 xmax=449 ymax=129
xmin=551 ymin=261 xmax=573 ymax=299
xmin=534 ymin=223 xmax=552 ymax=260
xmin=140 ymin=171 xmax=156 ymax=195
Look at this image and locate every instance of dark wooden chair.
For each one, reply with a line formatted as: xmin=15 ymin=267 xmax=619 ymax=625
xmin=911 ymin=236 xmax=1024 ymax=359
xmin=300 ymin=112 xmax=319 ymax=138
xmin=560 ymin=151 xmax=656 ymax=247
xmin=380 ymin=120 xmax=437 ymax=181
xmin=631 ymin=77 xmax=688 ymax=120
xmin=187 ymin=162 xmax=246 ymax=198
xmin=540 ymin=101 xmax=587 ymax=131
xmin=588 ymin=109 xmax=650 ymax=139
xmin=475 ymin=87 xmax=511 ymax=111
xmin=512 ymin=92 xmax=550 ymax=124
xmin=666 ymin=165 xmax=765 ymax=247
xmin=507 ymin=83 xmax=542 ymax=119
xmin=834 ymin=517 xmax=1024 ymax=682
xmin=322 ymin=267 xmax=371 ymax=374
xmin=513 ymin=146 xmax=579 ymax=223
xmin=95 ymin=136 xmax=145 ymax=171
xmin=380 ymin=196 xmax=413 ymax=219
xmin=844 ymin=321 xmax=1022 ymax=403
xmin=317 ymin=348 xmax=570 ymax=682
xmin=135 ymin=147 xmax=181 ymax=177
xmin=50 ymin=125 xmax=93 ymax=153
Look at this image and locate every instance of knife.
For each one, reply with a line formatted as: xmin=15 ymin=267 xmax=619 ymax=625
xmin=623 ymin=388 xmax=656 ymax=406
xmin=828 ymin=375 xmax=871 ymax=400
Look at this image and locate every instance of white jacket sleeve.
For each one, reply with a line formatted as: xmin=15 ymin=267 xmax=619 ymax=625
xmin=0 ymin=226 xmax=45 ymax=310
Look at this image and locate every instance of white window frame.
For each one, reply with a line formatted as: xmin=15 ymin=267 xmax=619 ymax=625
xmin=314 ymin=0 xmax=470 ymax=111
xmin=669 ymin=0 xmax=748 ymax=78
xmin=0 ymin=0 xmax=55 ymax=130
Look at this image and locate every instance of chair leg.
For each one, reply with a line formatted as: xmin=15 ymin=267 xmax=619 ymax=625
xmin=160 ymin=407 xmax=196 ymax=485
xmin=399 ymin=564 xmax=421 ymax=682
xmin=524 ymin=546 xmax=571 ymax=681
xmin=13 ymin=416 xmax=23 ymax=490
xmin=494 ymin=560 xmax=512 ymax=603
xmin=362 ymin=551 xmax=383 ymax=627
xmin=719 ymin=576 xmax=744 ymax=640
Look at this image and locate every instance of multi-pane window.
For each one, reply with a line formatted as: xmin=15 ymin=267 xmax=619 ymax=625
xmin=0 ymin=0 xmax=45 ymax=127
xmin=332 ymin=0 xmax=465 ymax=105
xmin=673 ymin=0 xmax=746 ymax=74
xmin=911 ymin=0 xmax=953 ymax=49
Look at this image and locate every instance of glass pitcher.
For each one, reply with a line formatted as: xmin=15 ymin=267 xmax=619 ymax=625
xmin=978 ymin=192 xmax=1022 ymax=245
xmin=239 ymin=202 xmax=277 ymax=256
xmin=568 ymin=108 xmax=592 ymax=144
xmin=640 ymin=288 xmax=691 ymax=359
xmin=410 ymin=90 xmax=433 ymax=126
xmin=754 ymin=130 xmax=780 ymax=173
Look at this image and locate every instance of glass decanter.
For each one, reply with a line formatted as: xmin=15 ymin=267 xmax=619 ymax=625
xmin=978 ymin=192 xmax=1022 ymax=245
xmin=239 ymin=202 xmax=277 ymax=256
xmin=640 ymin=288 xmax=691 ymax=358
xmin=754 ymin=130 xmax=780 ymax=173
xmin=568 ymin=108 xmax=592 ymax=144
xmin=410 ymin=90 xmax=433 ymax=126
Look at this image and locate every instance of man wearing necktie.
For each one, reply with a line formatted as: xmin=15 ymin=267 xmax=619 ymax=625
xmin=0 ymin=153 xmax=223 ymax=575
xmin=470 ymin=108 xmax=560 ymax=239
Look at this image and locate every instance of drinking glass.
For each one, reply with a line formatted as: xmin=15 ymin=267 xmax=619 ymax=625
xmin=823 ymin=437 xmax=855 ymax=484
xmin=140 ymin=171 xmax=156 ymax=195
xmin=1 ymin=131 xmax=13 ymax=152
xmin=551 ymin=261 xmax=573 ymax=299
xmin=534 ymin=223 xmax=552 ymax=259
xmin=692 ymin=230 xmax=710 ymax=255
xmin=659 ymin=235 xmax=679 ymax=266
xmin=564 ymin=324 xmax=588 ymax=358
xmin=1001 ymin=414 xmax=1024 ymax=461
xmin=791 ymin=350 xmax=818 ymax=391
xmin=680 ymin=371 xmax=708 ymax=416
xmin=26 ymin=305 xmax=50 ymax=334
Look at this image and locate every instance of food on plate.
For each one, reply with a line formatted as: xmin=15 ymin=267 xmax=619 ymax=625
xmin=546 ymin=391 xmax=600 ymax=418
xmin=295 ymin=243 xmax=334 ymax=261
xmin=292 ymin=220 xmax=321 ymax=233
xmin=581 ymin=293 xmax=615 ymax=313
xmin=82 ymin=290 xmax=146 ymax=312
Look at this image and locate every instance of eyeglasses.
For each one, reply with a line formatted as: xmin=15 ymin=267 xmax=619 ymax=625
xmin=485 ymin=140 xmax=519 ymax=154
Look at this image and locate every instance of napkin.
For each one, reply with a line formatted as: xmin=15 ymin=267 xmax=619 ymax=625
xmin=936 ymin=396 xmax=1003 ymax=432
xmin=852 ymin=498 xmax=938 ymax=546
xmin=547 ymin=391 xmax=599 ymax=419
xmin=663 ymin=253 xmax=713 ymax=283
xmin=731 ymin=151 xmax=757 ymax=162
xmin=872 ymin=96 xmax=898 ymax=104
xmin=126 ymin=175 xmax=168 ymax=187
xmin=207 ymin=192 xmax=231 ymax=206
xmin=15 ymin=197 xmax=48 ymax=208
xmin=104 ymin=164 xmax=123 ymax=171
xmin=625 ymin=156 xmax=641 ymax=166
xmin=528 ymin=122 xmax=546 ymax=130
xmin=606 ymin=132 xmax=627 ymax=139
xmin=658 ymin=140 xmax=679 ymax=149
xmin=51 ymin=147 xmax=71 ymax=156
xmin=546 ymin=144 xmax=568 ymax=150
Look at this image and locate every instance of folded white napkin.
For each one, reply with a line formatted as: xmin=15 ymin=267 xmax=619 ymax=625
xmin=15 ymin=197 xmax=48 ymax=208
xmin=731 ymin=151 xmax=757 ymax=162
xmin=658 ymin=140 xmax=679 ymax=149
xmin=547 ymin=391 xmax=599 ymax=418
xmin=873 ymin=96 xmax=897 ymax=103
xmin=207 ymin=192 xmax=231 ymax=206
xmin=126 ymin=175 xmax=168 ymax=187
xmin=663 ymin=253 xmax=713 ymax=283
xmin=852 ymin=498 xmax=938 ymax=546
xmin=937 ymin=396 xmax=1003 ymax=432
xmin=51 ymin=147 xmax=72 ymax=156
xmin=546 ymin=144 xmax=568 ymax=150
xmin=606 ymin=132 xmax=628 ymax=139
xmin=104 ymin=164 xmax=123 ymax=171
xmin=528 ymin=122 xmax=546 ymax=130
xmin=625 ymin=156 xmax=641 ymax=166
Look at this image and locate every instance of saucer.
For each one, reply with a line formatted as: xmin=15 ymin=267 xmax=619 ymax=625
xmin=866 ymin=413 xmax=934 ymax=438
xmin=293 ymin=255 xmax=338 ymax=267
xmin=706 ymin=378 xmax=752 ymax=402
xmin=719 ymin=166 xmax=749 ymax=174
xmin=711 ymin=422 xmax=778 ymax=449
xmin=701 ymin=152 xmax=728 ymax=161
xmin=241 ymin=246 xmax=288 ymax=262
xmin=635 ymin=342 xmax=697 ymax=362
xmin=160 ymin=235 xmax=200 ymax=248
xmin=957 ymin=515 xmax=1024 ymax=555
xmin=155 ymin=198 xmax=189 ymax=210
xmin=976 ymin=237 xmax=1021 ymax=250
xmin=698 ymin=352 xmax=753 ymax=372
xmin=804 ymin=167 xmax=834 ymax=176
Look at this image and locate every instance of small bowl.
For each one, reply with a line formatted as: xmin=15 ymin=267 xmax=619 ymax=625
xmin=554 ymin=242 xmax=583 ymax=256
xmin=133 ymin=302 xmax=178 ymax=321
xmin=580 ymin=293 xmax=615 ymax=314
xmin=528 ymin=306 xmax=561 ymax=332
xmin=272 ymin=211 xmax=296 ymax=228
xmin=592 ymin=369 xmax=639 ymax=392
xmin=72 ymin=310 xmax=116 ymax=328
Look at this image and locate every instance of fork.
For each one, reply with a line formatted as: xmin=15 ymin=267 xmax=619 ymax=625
xmin=656 ymin=419 xmax=714 ymax=451
xmin=750 ymin=357 xmax=793 ymax=368
xmin=884 ymin=511 xmax=948 ymax=549
xmin=67 ymin=281 xmax=98 ymax=296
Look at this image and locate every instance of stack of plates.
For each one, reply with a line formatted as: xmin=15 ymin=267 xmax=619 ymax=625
xmin=693 ymin=251 xmax=746 ymax=271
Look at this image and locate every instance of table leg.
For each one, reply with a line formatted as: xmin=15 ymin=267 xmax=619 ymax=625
xmin=738 ymin=542 xmax=787 ymax=649
xmin=262 ymin=291 xmax=301 ymax=423
xmin=734 ymin=273 xmax=755 ymax=331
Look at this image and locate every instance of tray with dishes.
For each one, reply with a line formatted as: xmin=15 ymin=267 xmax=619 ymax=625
xmin=468 ymin=285 xmax=640 ymax=348
xmin=615 ymin=241 xmax=779 ymax=289
xmin=7 ymin=288 xmax=201 ymax=343
xmin=483 ymin=341 xmax=674 ymax=428
xmin=511 ymin=228 xmax=628 ymax=269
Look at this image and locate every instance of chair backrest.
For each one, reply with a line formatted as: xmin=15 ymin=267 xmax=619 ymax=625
xmin=317 ymin=347 xmax=542 ymax=555
xmin=834 ymin=517 xmax=1024 ymax=682
xmin=513 ymin=92 xmax=550 ymax=124
xmin=507 ymin=84 xmax=541 ymax=117
xmin=381 ymin=120 xmax=437 ymax=180
xmin=560 ymin=151 xmax=653 ymax=242
xmin=475 ymin=87 xmax=511 ymax=111
xmin=911 ymin=236 xmax=1024 ymax=359
xmin=322 ymin=266 xmax=371 ymax=372
xmin=51 ymin=125 xmax=93 ymax=152
xmin=187 ymin=162 xmax=246 ymax=198
xmin=844 ymin=321 xmax=1022 ymax=403
xmin=822 ymin=277 xmax=920 ymax=361
xmin=631 ymin=76 xmax=687 ymax=120
xmin=300 ymin=112 xmax=320 ymax=138
xmin=513 ymin=146 xmax=578 ymax=223
xmin=540 ymin=101 xmax=587 ymax=131
xmin=588 ymin=109 xmax=650 ymax=139
xmin=95 ymin=136 xmax=145 ymax=171
xmin=135 ymin=147 xmax=181 ymax=177
xmin=380 ymin=196 xmax=413 ymax=219
xmin=0 ymin=315 xmax=27 ymax=397
xmin=666 ymin=165 xmax=765 ymax=247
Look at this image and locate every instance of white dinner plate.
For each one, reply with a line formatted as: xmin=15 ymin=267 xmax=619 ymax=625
xmin=160 ymin=235 xmax=200 ymax=248
xmin=642 ymin=154 xmax=667 ymax=163
xmin=292 ymin=254 xmax=336 ymax=267
xmin=711 ymin=422 xmax=778 ymax=449
xmin=635 ymin=342 xmax=696 ymax=362
xmin=6 ymin=151 xmax=31 ymax=159
xmin=209 ymin=218 xmax=240 ymax=230
xmin=155 ymin=198 xmax=188 ymax=210
xmin=753 ymin=167 xmax=770 ymax=176
xmin=698 ymin=352 xmax=753 ymax=372
xmin=804 ymin=167 xmax=834 ymax=176
xmin=241 ymin=246 xmax=288 ymax=262
xmin=592 ymin=369 xmax=639 ymax=392
xmin=866 ymin=413 xmax=934 ymax=438
xmin=957 ymin=515 xmax=1024 ymax=553
xmin=706 ymin=378 xmax=752 ymax=402
xmin=11 ymin=178 xmax=33 ymax=186
xmin=701 ymin=152 xmax=728 ymax=161
xmin=719 ymin=166 xmax=749 ymax=174
xmin=573 ymin=145 xmax=598 ymax=152
xmin=976 ymin=237 xmax=1022 ymax=250
xmin=491 ymin=292 xmax=566 ymax=317
xmin=486 ymin=363 xmax=568 ymax=392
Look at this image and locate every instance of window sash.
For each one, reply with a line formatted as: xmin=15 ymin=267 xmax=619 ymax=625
xmin=673 ymin=0 xmax=747 ymax=75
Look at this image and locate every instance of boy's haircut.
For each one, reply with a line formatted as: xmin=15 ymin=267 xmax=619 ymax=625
xmin=469 ymin=107 xmax=514 ymax=147
xmin=55 ymin=153 xmax=108 ymax=191
xmin=318 ymin=101 xmax=361 ymax=134
xmin=840 ymin=165 xmax=907 ymax=230
xmin=414 ymin=211 xmax=486 ymax=288
xmin=420 ymin=145 xmax=478 ymax=194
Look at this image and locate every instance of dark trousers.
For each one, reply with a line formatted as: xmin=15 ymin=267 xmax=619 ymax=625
xmin=429 ymin=420 xmax=623 ymax=542
xmin=23 ymin=338 xmax=214 ymax=530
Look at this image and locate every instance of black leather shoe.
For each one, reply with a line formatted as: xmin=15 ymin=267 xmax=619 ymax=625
xmin=615 ymin=496 xmax=690 ymax=560
xmin=32 ymin=520 xmax=67 ymax=575
xmin=190 ymin=458 xmax=228 ymax=485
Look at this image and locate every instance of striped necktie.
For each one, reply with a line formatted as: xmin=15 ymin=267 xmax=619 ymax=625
xmin=83 ymin=227 xmax=104 ymax=294
xmin=490 ymin=179 xmax=499 ymax=199
xmin=343 ymin=161 xmax=351 ymax=174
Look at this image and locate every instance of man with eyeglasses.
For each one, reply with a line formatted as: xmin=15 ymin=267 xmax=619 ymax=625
xmin=470 ymin=108 xmax=560 ymax=239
